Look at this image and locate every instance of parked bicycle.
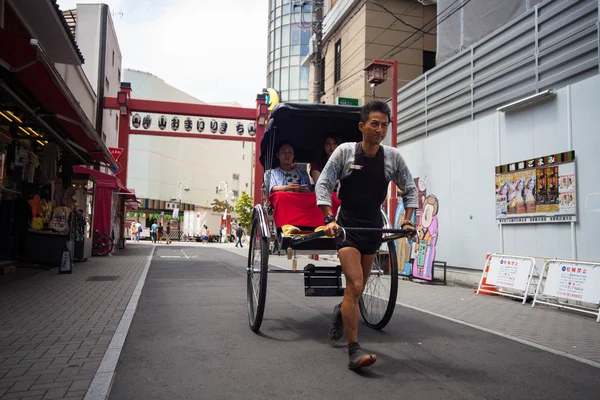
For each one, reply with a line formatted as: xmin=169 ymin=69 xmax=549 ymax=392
xmin=92 ymin=230 xmax=113 ymax=256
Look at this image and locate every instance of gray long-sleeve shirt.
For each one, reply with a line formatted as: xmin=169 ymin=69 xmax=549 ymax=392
xmin=315 ymin=142 xmax=418 ymax=209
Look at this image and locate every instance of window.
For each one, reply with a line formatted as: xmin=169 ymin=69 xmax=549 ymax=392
xmin=232 ymin=190 xmax=239 ymax=198
xmin=233 ymin=173 xmax=240 ymax=180
xmin=334 ymin=39 xmax=341 ymax=84
xmin=423 ymin=51 xmax=436 ymax=73
xmin=115 ymin=115 xmax=118 ymax=130
xmin=112 ymin=50 xmax=115 ymax=67
xmin=118 ymin=68 xmax=121 ymax=83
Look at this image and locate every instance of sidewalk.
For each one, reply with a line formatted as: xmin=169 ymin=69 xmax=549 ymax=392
xmin=0 ymin=245 xmax=153 ymax=400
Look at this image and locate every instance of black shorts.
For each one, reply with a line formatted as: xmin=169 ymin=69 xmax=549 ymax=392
xmin=336 ymin=210 xmax=382 ymax=255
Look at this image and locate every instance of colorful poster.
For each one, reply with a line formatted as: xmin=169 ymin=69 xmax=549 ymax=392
xmin=412 ymin=195 xmax=439 ymax=281
xmin=394 ymin=199 xmax=414 ymax=277
xmin=495 ymin=151 xmax=576 ymax=224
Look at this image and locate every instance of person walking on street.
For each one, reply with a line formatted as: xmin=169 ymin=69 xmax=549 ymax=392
xmin=218 ymin=226 xmax=223 ymax=243
xmin=235 ymin=225 xmax=244 ymax=248
xmin=151 ymin=220 xmax=158 ymax=243
xmin=157 ymin=223 xmax=164 ymax=244
xmin=136 ymin=221 xmax=142 ymax=242
xmin=166 ymin=224 xmax=171 ymax=244
xmin=315 ymin=100 xmax=418 ymax=370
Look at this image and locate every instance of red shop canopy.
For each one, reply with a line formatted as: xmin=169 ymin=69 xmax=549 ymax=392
xmin=73 ymin=166 xmax=136 ymax=199
xmin=0 ymin=28 xmax=116 ymax=168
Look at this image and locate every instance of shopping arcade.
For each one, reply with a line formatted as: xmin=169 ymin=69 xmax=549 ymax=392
xmin=0 ymin=3 xmax=133 ymax=267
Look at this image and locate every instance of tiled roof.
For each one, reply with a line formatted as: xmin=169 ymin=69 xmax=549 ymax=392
xmin=51 ymin=1 xmax=85 ymax=63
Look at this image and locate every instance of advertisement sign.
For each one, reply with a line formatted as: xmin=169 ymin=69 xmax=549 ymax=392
xmin=394 ymin=200 xmax=414 ymax=276
xmin=486 ymin=255 xmax=534 ymax=291
xmin=495 ymin=151 xmax=576 ymax=224
xmin=542 ymin=261 xmax=600 ymax=304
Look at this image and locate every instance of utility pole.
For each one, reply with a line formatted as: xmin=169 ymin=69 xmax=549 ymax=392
xmin=312 ymin=0 xmax=324 ymax=103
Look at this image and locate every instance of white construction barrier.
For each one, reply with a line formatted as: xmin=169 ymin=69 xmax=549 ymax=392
xmin=532 ymin=259 xmax=600 ymax=322
xmin=476 ymin=254 xmax=536 ymax=304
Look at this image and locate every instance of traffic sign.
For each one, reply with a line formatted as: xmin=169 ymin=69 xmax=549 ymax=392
xmin=110 ymin=161 xmax=122 ymax=174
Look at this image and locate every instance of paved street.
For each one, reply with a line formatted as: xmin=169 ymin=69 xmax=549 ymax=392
xmin=106 ymin=244 xmax=599 ymax=400
xmin=2 ymin=243 xmax=600 ymax=400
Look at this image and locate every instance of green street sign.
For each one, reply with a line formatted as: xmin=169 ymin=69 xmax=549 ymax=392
xmin=337 ymin=97 xmax=359 ymax=106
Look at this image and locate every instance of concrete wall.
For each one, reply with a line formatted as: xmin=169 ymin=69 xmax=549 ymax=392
xmin=54 ymin=63 xmax=97 ymax=127
xmin=74 ymin=4 xmax=101 ymax=95
xmin=124 ymin=69 xmax=255 ymax=207
xmin=127 ymin=135 xmax=254 ymax=208
xmin=102 ymin=10 xmax=122 ymax=150
xmin=310 ymin=0 xmax=436 ymax=105
xmin=124 ymin=69 xmax=205 ymax=104
xmin=398 ymin=74 xmax=600 ymax=269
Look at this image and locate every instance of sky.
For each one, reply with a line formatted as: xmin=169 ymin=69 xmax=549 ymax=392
xmin=57 ymin=0 xmax=269 ymax=108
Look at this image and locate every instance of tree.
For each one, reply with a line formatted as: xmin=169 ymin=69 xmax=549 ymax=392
xmin=211 ymin=199 xmax=233 ymax=213
xmin=234 ymin=191 xmax=253 ymax=231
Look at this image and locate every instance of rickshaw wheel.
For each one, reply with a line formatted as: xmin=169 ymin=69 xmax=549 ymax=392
xmin=359 ymin=241 xmax=399 ymax=330
xmin=247 ymin=212 xmax=269 ymax=332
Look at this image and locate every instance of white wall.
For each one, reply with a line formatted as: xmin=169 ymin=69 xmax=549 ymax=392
xmin=124 ymin=69 xmax=205 ymax=104
xmin=127 ymin=135 xmax=255 ymax=207
xmin=54 ymin=63 xmax=97 ymax=127
xmin=75 ymin=4 xmax=102 ymax=94
xmin=102 ymin=10 xmax=122 ymax=150
xmin=398 ymin=74 xmax=600 ymax=269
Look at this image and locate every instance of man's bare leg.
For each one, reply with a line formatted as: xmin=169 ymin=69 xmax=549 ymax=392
xmin=338 ymin=247 xmax=377 ymax=369
xmin=338 ymin=247 xmax=363 ymax=343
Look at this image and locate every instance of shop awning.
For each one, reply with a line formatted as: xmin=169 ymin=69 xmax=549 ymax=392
xmin=73 ymin=166 xmax=137 ymax=201
xmin=0 ymin=28 xmax=116 ymax=168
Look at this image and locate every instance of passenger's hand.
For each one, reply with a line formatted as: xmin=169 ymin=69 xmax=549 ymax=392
xmin=299 ymin=185 xmax=309 ymax=192
xmin=324 ymin=221 xmax=339 ymax=237
xmin=402 ymin=223 xmax=416 ymax=238
xmin=286 ymin=183 xmax=300 ymax=192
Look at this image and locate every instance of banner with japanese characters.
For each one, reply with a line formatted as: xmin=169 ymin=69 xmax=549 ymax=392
xmin=542 ymin=261 xmax=600 ymax=304
xmin=495 ymin=151 xmax=576 ymax=224
xmin=130 ymin=113 xmax=256 ymax=137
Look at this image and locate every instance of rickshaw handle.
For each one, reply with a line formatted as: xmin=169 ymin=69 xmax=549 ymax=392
xmin=290 ymin=227 xmax=417 ymax=245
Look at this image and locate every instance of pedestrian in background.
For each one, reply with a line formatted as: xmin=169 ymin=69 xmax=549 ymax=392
xmin=166 ymin=223 xmax=171 ymax=244
xmin=235 ymin=225 xmax=244 ymax=248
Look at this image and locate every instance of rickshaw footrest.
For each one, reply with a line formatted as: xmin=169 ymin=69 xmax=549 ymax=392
xmin=304 ymin=264 xmax=344 ymax=297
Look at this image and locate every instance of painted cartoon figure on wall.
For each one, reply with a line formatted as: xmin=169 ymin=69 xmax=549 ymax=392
xmin=394 ymin=188 xmax=416 ymax=276
xmin=412 ymin=195 xmax=439 ymax=281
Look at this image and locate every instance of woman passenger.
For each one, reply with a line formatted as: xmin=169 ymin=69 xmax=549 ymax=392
xmin=310 ymin=135 xmax=340 ymax=184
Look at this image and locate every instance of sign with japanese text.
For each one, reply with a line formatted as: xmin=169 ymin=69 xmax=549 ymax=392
xmin=542 ymin=261 xmax=600 ymax=304
xmin=486 ymin=255 xmax=534 ymax=291
xmin=495 ymin=151 xmax=576 ymax=224
xmin=130 ymin=113 xmax=256 ymax=137
xmin=109 ymin=147 xmax=124 ymax=161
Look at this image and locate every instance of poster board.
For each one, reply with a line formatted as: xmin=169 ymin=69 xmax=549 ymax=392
xmin=539 ymin=261 xmax=600 ymax=304
xmin=495 ymin=151 xmax=576 ymax=224
xmin=477 ymin=254 xmax=536 ymax=304
xmin=532 ymin=259 xmax=600 ymax=322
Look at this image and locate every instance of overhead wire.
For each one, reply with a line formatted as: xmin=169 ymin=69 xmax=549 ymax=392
xmin=368 ymin=0 xmax=434 ymax=35
xmin=381 ymin=0 xmax=471 ymax=60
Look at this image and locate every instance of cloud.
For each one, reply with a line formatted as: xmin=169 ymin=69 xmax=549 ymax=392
xmin=57 ymin=0 xmax=268 ymax=107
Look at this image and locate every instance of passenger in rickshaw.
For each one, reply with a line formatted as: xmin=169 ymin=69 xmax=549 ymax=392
xmin=315 ymin=100 xmax=419 ymax=370
xmin=309 ymin=135 xmax=340 ymax=184
xmin=267 ymin=142 xmax=311 ymax=194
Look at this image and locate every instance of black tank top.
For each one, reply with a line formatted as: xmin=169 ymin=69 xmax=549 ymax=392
xmin=338 ymin=143 xmax=388 ymax=228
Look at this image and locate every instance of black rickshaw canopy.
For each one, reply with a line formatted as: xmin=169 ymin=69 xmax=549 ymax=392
xmin=259 ymin=103 xmax=363 ymax=169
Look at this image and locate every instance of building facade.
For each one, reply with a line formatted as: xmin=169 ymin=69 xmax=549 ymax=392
xmin=394 ymin=0 xmax=599 ymax=269
xmin=267 ymin=0 xmax=313 ymax=102
xmin=305 ymin=0 xmax=436 ymax=105
xmin=122 ymin=69 xmax=255 ymax=229
xmin=63 ymin=4 xmax=123 ymax=158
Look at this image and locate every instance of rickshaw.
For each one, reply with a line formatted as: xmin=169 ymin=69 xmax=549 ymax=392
xmin=247 ymin=103 xmax=415 ymax=333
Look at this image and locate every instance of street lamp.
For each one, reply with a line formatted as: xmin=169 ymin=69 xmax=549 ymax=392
xmin=171 ymin=181 xmax=190 ymax=241
xmin=365 ymin=59 xmax=399 ymax=222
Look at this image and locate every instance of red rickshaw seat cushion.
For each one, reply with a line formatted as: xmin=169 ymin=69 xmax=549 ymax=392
xmin=268 ymin=192 xmax=341 ymax=229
